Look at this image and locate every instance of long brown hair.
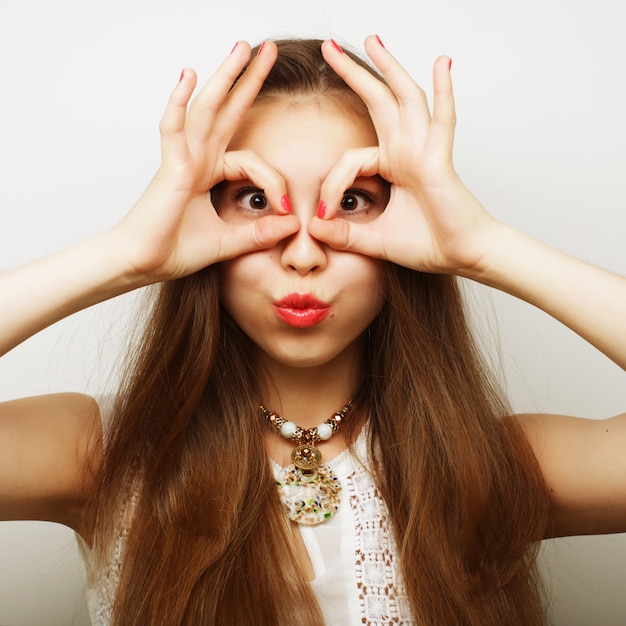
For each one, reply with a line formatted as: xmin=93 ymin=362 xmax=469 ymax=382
xmin=84 ymin=39 xmax=550 ymax=625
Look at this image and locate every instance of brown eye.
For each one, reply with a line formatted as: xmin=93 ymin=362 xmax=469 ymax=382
xmin=341 ymin=194 xmax=359 ymax=211
xmin=247 ymin=192 xmax=268 ymax=210
xmin=340 ymin=190 xmax=373 ymax=213
xmin=234 ymin=187 xmax=270 ymax=213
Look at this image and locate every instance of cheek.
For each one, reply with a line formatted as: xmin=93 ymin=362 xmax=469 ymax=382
xmin=219 ymin=253 xmax=267 ymax=287
xmin=359 ymin=257 xmax=387 ymax=295
xmin=218 ymin=258 xmax=254 ymax=312
xmin=344 ymin=257 xmax=387 ymax=315
xmin=218 ymin=252 xmax=278 ymax=325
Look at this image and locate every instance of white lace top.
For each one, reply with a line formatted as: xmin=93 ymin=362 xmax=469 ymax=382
xmin=85 ymin=398 xmax=414 ymax=625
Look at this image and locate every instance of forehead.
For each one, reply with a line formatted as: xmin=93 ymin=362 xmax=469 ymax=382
xmin=228 ymin=97 xmax=377 ymax=176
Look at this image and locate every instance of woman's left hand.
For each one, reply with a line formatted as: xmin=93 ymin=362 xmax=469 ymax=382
xmin=309 ymin=36 xmax=500 ymax=276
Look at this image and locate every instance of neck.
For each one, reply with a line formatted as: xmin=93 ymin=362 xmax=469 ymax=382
xmin=257 ymin=348 xmax=363 ymax=429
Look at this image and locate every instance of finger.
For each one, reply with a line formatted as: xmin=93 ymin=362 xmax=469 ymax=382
xmin=308 ymin=215 xmax=385 ymax=260
xmin=222 ymin=149 xmax=291 ymax=215
xmin=219 ymin=214 xmax=300 ymax=260
xmin=158 ymin=68 xmax=198 ymax=165
xmin=363 ymin=35 xmax=430 ymax=111
xmin=320 ymin=39 xmax=398 ymax=138
xmin=318 ymin=147 xmax=379 ymax=220
xmin=182 ymin=41 xmax=252 ymax=146
xmin=308 ymin=215 xmax=351 ymax=251
xmin=362 ymin=35 xmax=432 ymax=142
xmin=427 ymin=55 xmax=456 ymax=160
xmin=187 ymin=41 xmax=278 ymax=146
xmin=214 ymin=41 xmax=279 ymax=141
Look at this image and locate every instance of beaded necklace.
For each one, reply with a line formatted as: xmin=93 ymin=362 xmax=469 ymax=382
xmin=259 ymin=401 xmax=352 ymax=525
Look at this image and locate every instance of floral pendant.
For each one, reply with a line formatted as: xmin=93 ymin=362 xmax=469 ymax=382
xmin=276 ymin=462 xmax=342 ymax=525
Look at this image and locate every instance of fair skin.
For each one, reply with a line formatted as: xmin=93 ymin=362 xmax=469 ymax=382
xmin=0 ymin=37 xmax=625 ymax=549
xmin=219 ymin=98 xmax=387 ymax=466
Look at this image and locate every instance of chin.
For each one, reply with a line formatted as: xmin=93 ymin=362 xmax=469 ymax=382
xmin=259 ymin=337 xmax=364 ymax=372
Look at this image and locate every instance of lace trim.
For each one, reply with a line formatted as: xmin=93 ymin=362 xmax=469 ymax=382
xmin=86 ymin=489 xmax=137 ymax=626
xmin=347 ymin=467 xmax=414 ymax=624
xmin=87 ymin=414 xmax=415 ymax=625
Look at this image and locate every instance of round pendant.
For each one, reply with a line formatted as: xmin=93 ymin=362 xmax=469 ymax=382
xmin=291 ymin=444 xmax=322 ymax=471
xmin=276 ymin=463 xmax=342 ymax=525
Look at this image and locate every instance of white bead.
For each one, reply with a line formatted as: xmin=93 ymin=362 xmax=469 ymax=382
xmin=280 ymin=421 xmax=297 ymax=438
xmin=317 ymin=423 xmax=333 ymax=440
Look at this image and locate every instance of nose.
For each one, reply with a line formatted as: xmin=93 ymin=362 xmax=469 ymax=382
xmin=280 ymin=211 xmax=327 ymax=275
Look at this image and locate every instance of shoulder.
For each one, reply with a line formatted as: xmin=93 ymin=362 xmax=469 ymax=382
xmin=0 ymin=392 xmax=103 ymax=533
xmin=515 ymin=412 xmax=626 ymax=537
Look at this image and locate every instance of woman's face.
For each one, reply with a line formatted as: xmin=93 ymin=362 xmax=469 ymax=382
xmin=218 ymin=97 xmax=387 ymax=371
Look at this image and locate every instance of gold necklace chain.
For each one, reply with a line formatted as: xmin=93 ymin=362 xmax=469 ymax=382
xmin=258 ymin=401 xmax=352 ymax=472
xmin=258 ymin=401 xmax=353 ymax=525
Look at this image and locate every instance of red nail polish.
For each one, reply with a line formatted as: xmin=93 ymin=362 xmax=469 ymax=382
xmin=179 ymin=69 xmax=185 ymax=83
xmin=375 ymin=35 xmax=385 ymax=49
xmin=448 ymin=58 xmax=453 ymax=71
xmin=257 ymin=41 xmax=266 ymax=56
xmin=231 ymin=42 xmax=239 ymax=54
xmin=281 ymin=195 xmax=292 ymax=213
xmin=331 ymin=39 xmax=343 ymax=54
xmin=317 ymin=201 xmax=327 ymax=219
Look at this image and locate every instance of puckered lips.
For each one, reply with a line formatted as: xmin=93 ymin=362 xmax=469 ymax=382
xmin=273 ymin=293 xmax=331 ymax=328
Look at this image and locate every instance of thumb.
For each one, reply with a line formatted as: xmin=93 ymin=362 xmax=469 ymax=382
xmin=308 ymin=217 xmax=387 ymax=259
xmin=308 ymin=216 xmax=352 ymax=251
xmin=308 ymin=216 xmax=385 ymax=261
xmin=219 ymin=214 xmax=300 ymax=260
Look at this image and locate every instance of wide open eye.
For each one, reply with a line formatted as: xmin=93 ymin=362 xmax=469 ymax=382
xmin=237 ymin=188 xmax=268 ymax=211
xmin=340 ymin=190 xmax=373 ymax=213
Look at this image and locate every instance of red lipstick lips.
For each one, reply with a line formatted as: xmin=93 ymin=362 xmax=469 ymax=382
xmin=273 ymin=293 xmax=330 ymax=328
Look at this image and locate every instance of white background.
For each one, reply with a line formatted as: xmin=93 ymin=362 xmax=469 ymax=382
xmin=1 ymin=0 xmax=625 ymax=624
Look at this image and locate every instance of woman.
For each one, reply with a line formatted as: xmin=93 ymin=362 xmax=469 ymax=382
xmin=1 ymin=36 xmax=625 ymax=625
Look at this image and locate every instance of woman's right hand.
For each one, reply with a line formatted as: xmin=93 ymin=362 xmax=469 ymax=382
xmin=1 ymin=42 xmax=301 ymax=357
xmin=108 ymin=40 xmax=299 ymax=285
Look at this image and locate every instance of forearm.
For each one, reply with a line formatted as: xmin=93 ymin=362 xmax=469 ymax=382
xmin=464 ymin=223 xmax=626 ymax=370
xmin=0 ymin=232 xmax=147 ymax=356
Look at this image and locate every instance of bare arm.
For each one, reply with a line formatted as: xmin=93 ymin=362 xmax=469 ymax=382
xmin=463 ymin=224 xmax=626 ymax=371
xmin=0 ymin=42 xmax=297 ymax=528
xmin=0 ymin=393 xmax=102 ymax=534
xmin=312 ymin=37 xmax=626 ymax=534
xmin=312 ymin=37 xmax=626 ymax=372
xmin=0 ymin=236 xmax=143 ymax=357
xmin=0 ymin=42 xmax=297 ymax=359
xmin=474 ymin=231 xmax=626 ymax=536
xmin=518 ymin=412 xmax=626 ymax=537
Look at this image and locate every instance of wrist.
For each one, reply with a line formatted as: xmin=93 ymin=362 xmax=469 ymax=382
xmin=457 ymin=221 xmax=576 ymax=304
xmin=0 ymin=233 xmax=154 ymax=356
xmin=453 ymin=221 xmax=516 ymax=285
xmin=96 ymin=229 xmax=157 ymax=292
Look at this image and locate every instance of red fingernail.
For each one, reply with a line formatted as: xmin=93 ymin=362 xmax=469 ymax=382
xmin=281 ymin=195 xmax=292 ymax=213
xmin=375 ymin=35 xmax=385 ymax=49
xmin=317 ymin=201 xmax=327 ymax=219
xmin=331 ymin=39 xmax=343 ymax=54
xmin=448 ymin=58 xmax=453 ymax=71
xmin=179 ymin=69 xmax=185 ymax=83
xmin=231 ymin=42 xmax=239 ymax=54
xmin=257 ymin=41 xmax=266 ymax=56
